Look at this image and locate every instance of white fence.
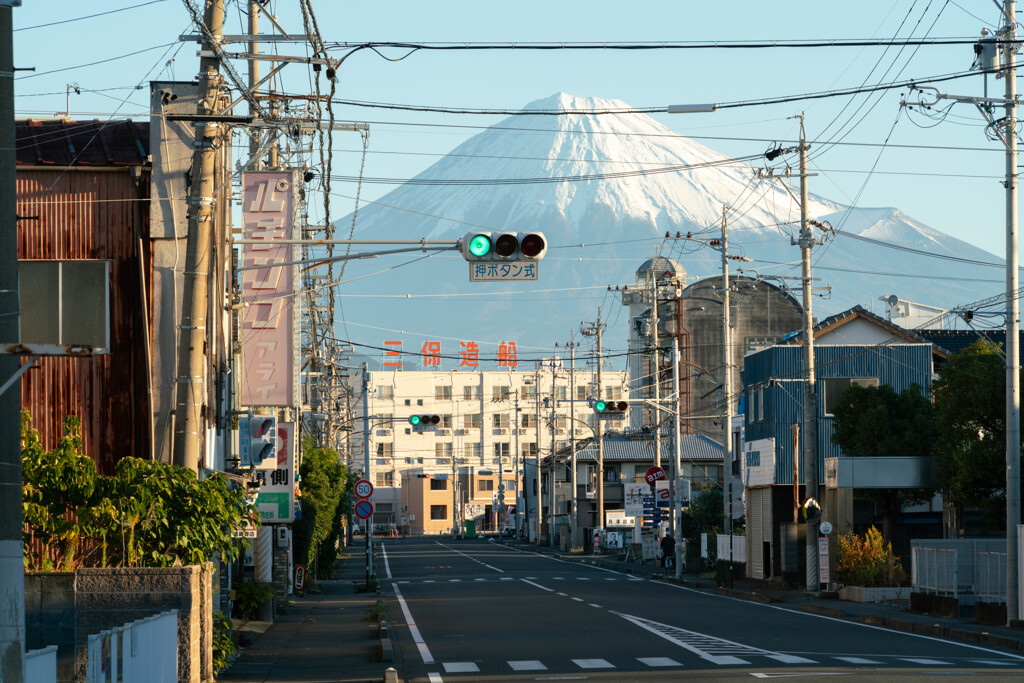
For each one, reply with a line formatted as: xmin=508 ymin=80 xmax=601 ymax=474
xmin=977 ymin=551 xmax=1007 ymax=603
xmin=911 ymin=547 xmax=957 ymax=597
xmin=911 ymin=539 xmax=1008 ymax=606
xmin=86 ymin=610 xmax=177 ymax=683
xmin=25 ymin=645 xmax=57 ymax=683
xmin=701 ymin=533 xmax=747 ymax=564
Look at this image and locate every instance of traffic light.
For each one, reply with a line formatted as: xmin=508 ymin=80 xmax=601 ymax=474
xmin=239 ymin=415 xmax=277 ymax=467
xmin=409 ymin=414 xmax=440 ymax=428
xmin=461 ymin=231 xmax=546 ymax=261
xmin=593 ymin=400 xmax=628 ymax=419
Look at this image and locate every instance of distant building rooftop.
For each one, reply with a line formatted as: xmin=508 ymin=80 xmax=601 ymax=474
xmin=16 ymin=118 xmax=150 ymax=167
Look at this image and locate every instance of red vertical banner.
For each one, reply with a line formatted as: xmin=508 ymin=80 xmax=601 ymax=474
xmin=383 ymin=340 xmax=403 ymax=368
xmin=241 ymin=171 xmax=297 ymax=406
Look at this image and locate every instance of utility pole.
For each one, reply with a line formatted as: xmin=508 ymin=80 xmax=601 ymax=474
xmin=172 ymin=0 xmax=225 ymax=471
xmin=567 ymin=339 xmax=579 ymax=550
xmin=796 ymin=114 xmax=820 ymax=593
xmin=247 ymin=0 xmax=261 ymax=169
xmin=581 ymin=310 xmax=606 ymax=532
xmin=362 ymin=364 xmax=372 ymax=585
xmin=1 ymin=4 xmax=25 ymax=680
xmin=720 ymin=206 xmax=734 ymax=558
xmin=549 ymin=359 xmax=557 ymax=546
xmin=535 ymin=366 xmax=541 ymax=543
xmin=513 ymin=390 xmax=521 ymax=539
xmin=1002 ymin=0 xmax=1021 ymax=624
xmin=672 ymin=337 xmax=684 ymax=579
xmin=652 ymin=272 xmax=662 ymax=470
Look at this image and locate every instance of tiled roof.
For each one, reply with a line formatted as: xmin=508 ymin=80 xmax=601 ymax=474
xmin=16 ymin=118 xmax=150 ymax=167
xmin=915 ymin=329 xmax=1014 ymax=358
xmin=565 ymin=433 xmax=723 ymax=463
xmin=786 ymin=305 xmax=947 ymax=359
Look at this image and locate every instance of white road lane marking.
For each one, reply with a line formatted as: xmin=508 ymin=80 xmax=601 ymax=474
xmin=427 ymin=674 xmax=443 ymax=683
xmin=638 ymin=657 xmax=682 ymax=667
xmin=901 ymin=658 xmax=950 ymax=665
xmin=521 ymin=578 xmax=555 ymax=592
xmin=381 ymin=544 xmax=392 ymax=578
xmin=615 ymin=611 xmax=785 ymax=666
xmin=393 ymin=583 xmax=434 ymax=664
xmin=834 ymin=657 xmax=882 ymax=664
xmin=434 ymin=541 xmax=505 ymax=572
xmin=508 ymin=660 xmax=547 ymax=671
xmin=573 ymin=658 xmax=614 ymax=669
xmin=442 ymin=662 xmax=480 ymax=673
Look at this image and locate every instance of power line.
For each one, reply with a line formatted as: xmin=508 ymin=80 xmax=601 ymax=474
xmin=14 ymin=0 xmax=170 ymax=32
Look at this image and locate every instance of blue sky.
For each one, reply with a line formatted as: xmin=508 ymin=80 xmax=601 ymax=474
xmin=11 ymin=0 xmax=1014 ymax=258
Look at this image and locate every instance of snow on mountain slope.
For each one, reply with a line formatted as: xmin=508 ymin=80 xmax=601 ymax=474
xmin=334 ymin=93 xmax=1002 ymax=361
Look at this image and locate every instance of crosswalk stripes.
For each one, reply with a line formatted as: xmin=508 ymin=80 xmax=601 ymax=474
xmin=432 ymin=655 xmax=1023 ymax=672
xmin=392 ymin=574 xmax=644 ymax=585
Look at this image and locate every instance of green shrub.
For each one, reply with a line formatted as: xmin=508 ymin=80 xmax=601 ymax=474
xmin=833 ymin=526 xmax=908 ymax=587
xmin=233 ymin=580 xmax=274 ymax=620
xmin=211 ymin=611 xmax=235 ymax=675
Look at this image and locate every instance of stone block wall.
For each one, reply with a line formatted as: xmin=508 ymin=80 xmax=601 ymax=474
xmin=26 ymin=564 xmax=213 ymax=683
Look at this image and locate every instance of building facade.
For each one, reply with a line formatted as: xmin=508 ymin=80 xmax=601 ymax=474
xmin=354 ymin=364 xmax=629 ymax=536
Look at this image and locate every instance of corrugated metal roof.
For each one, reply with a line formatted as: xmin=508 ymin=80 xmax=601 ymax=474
xmin=915 ymin=329 xmax=1014 ymax=359
xmin=568 ymin=433 xmax=723 ymax=463
xmin=16 ymin=119 xmax=150 ymax=167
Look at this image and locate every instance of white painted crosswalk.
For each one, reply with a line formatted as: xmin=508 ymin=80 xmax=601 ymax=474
xmin=394 ymin=574 xmax=645 ymax=585
xmin=428 ymin=654 xmax=1023 ymax=674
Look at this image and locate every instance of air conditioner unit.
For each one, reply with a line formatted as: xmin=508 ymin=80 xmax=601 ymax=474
xmin=498 ymin=428 xmax=508 ymax=435
xmin=574 ymin=428 xmax=586 ymax=435
xmin=437 ymin=429 xmax=450 ymax=436
xmin=556 ymin=428 xmax=566 ymax=434
xmin=519 ymin=428 xmax=529 ymax=435
xmin=381 ymin=429 xmax=392 ymax=436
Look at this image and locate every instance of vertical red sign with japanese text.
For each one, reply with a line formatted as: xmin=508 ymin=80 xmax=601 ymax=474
xmin=241 ymin=171 xmax=297 ymax=407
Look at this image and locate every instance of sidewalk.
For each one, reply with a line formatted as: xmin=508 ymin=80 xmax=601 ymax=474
xmin=529 ymin=540 xmax=1024 ymax=656
xmin=217 ymin=544 xmax=396 ymax=683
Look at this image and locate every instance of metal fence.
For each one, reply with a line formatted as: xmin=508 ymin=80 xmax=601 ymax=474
xmin=700 ymin=533 xmax=747 ymax=564
xmin=911 ymin=547 xmax=958 ymax=597
xmin=25 ymin=645 xmax=57 ymax=683
xmin=86 ymin=610 xmax=177 ymax=683
xmin=976 ymin=551 xmax=1007 ymax=603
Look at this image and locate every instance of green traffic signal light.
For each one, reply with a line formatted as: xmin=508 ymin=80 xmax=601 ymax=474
xmin=409 ymin=415 xmax=422 ymax=425
xmin=468 ymin=234 xmax=492 ymax=257
xmin=595 ymin=400 xmax=607 ymax=412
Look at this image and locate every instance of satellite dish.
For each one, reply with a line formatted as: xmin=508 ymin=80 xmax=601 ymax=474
xmin=887 ymin=295 xmax=899 ymax=308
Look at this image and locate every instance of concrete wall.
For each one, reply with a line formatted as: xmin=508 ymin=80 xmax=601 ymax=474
xmin=25 ymin=564 xmax=213 ymax=683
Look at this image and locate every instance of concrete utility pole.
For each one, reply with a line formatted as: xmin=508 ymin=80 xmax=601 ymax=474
xmin=247 ymin=0 xmax=260 ymax=169
xmin=567 ymin=339 xmax=578 ymax=549
xmin=549 ymin=359 xmax=557 ymax=546
xmin=720 ymin=206 xmax=734 ymax=556
xmin=672 ymin=337 xmax=684 ymax=579
xmin=581 ymin=310 xmax=606 ymax=531
xmin=535 ymin=366 xmax=541 ymax=543
xmin=1002 ymin=0 xmax=1021 ymax=624
xmin=362 ymin=364 xmax=372 ymax=585
xmin=652 ymin=273 xmax=661 ymax=469
xmin=1 ymin=4 xmax=25 ymax=680
xmin=172 ymin=0 xmax=225 ymax=470
xmin=796 ymin=114 xmax=820 ymax=593
xmin=513 ymin=390 xmax=521 ymax=538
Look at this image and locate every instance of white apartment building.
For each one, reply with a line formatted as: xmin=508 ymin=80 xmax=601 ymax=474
xmin=353 ymin=361 xmax=629 ymax=533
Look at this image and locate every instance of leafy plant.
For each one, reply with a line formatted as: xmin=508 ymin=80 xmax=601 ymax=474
xmin=233 ymin=580 xmax=274 ymax=620
xmin=367 ymin=599 xmax=387 ymax=621
xmin=211 ymin=611 xmax=236 ymax=675
xmin=22 ymin=411 xmax=257 ymax=571
xmin=832 ymin=527 xmax=908 ymax=588
xmin=293 ymin=437 xmax=350 ymax=583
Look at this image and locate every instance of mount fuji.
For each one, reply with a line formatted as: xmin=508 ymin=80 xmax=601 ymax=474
xmin=334 ymin=93 xmax=1002 ymax=367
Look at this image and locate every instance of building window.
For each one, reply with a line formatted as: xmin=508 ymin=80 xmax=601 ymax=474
xmin=478 ymin=479 xmax=494 ymax=491
xmin=441 ymin=414 xmax=453 ymax=428
xmin=823 ymin=378 xmax=879 ymax=415
xmin=576 ymin=385 xmax=588 ymax=400
xmin=376 ymin=503 xmax=394 ymax=514
xmin=430 ymin=505 xmax=447 ymax=520
xmin=745 ymin=336 xmax=780 ymax=355
xmin=522 ymin=442 xmax=537 ymax=458
xmin=556 ymin=386 xmax=567 ymax=400
xmin=417 ymin=398 xmax=424 ymax=406
xmin=463 ymin=413 xmax=481 ymax=429
xmin=375 ymin=471 xmax=394 ymax=487
xmin=377 ymin=385 xmax=394 ymax=400
xmin=524 ymin=385 xmax=538 ymax=400
xmin=492 ymin=386 xmax=511 ymax=401
xmin=435 ymin=442 xmax=453 ymax=459
xmin=464 ymin=443 xmax=482 ymax=460
xmin=430 ymin=479 xmax=447 ymax=491
xmin=732 ymin=432 xmax=742 ymax=476
xmin=493 ymin=413 xmax=510 ymax=428
xmin=493 ymin=442 xmax=510 ymax=459
xmin=521 ymin=413 xmax=533 ymax=428
xmin=556 ymin=416 xmax=569 ymax=429
xmin=435 ymin=385 xmax=452 ymax=400
xmin=747 ymin=388 xmax=754 ymax=425
xmin=604 ymin=385 xmax=622 ymax=400
xmin=404 ymin=399 xmax=411 ymax=406
xmin=463 ymin=385 xmax=481 ymax=401
xmin=376 ymin=443 xmax=393 ymax=457
xmin=757 ymin=387 xmax=764 ymax=422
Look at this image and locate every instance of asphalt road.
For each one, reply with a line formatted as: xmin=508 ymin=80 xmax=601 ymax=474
xmin=380 ymin=538 xmax=1024 ymax=682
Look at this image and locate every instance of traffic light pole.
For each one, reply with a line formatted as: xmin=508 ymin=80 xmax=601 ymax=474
xmin=362 ymin=364 xmax=372 ymax=585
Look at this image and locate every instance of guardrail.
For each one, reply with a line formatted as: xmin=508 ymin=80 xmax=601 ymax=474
xmin=976 ymin=551 xmax=1007 ymax=603
xmin=86 ymin=610 xmax=177 ymax=683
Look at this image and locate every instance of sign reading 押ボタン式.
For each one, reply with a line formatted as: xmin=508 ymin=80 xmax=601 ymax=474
xmin=253 ymin=422 xmax=296 ymax=523
xmin=241 ymin=171 xmax=298 ymax=407
xmin=469 ymin=261 xmax=539 ymax=282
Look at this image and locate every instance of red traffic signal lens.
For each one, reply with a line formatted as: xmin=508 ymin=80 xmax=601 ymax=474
xmin=428 ymin=415 xmax=440 ymax=424
xmin=616 ymin=401 xmax=628 ymax=412
xmin=520 ymin=233 xmax=545 ymax=258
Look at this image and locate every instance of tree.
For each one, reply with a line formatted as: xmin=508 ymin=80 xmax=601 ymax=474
xmin=678 ymin=483 xmax=724 ymax=564
xmin=830 ymin=383 xmax=935 ymax=542
xmin=294 ymin=437 xmax=350 ymax=582
xmin=932 ymin=340 xmax=1007 ymax=531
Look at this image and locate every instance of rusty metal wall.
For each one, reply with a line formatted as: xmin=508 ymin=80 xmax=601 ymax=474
xmin=16 ymin=167 xmax=152 ymax=475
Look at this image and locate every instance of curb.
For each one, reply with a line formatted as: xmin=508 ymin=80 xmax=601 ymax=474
xmin=801 ymin=604 xmax=845 ymax=618
xmin=860 ymin=614 xmax=1024 ymax=654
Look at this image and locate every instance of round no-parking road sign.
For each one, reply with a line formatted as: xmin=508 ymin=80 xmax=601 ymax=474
xmin=355 ymin=479 xmax=374 ymax=499
xmin=354 ymin=499 xmax=374 ymax=520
